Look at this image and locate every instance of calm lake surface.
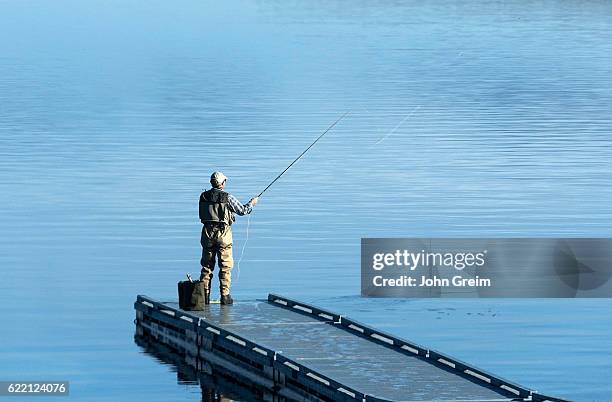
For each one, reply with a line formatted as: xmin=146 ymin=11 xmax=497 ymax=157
xmin=1 ymin=1 xmax=612 ymax=400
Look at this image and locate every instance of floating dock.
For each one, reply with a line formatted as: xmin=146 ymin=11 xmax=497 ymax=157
xmin=134 ymin=294 xmax=568 ymax=402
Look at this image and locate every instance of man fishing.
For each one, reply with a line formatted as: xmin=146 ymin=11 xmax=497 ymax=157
xmin=199 ymin=171 xmax=258 ymax=305
xmin=196 ymin=113 xmax=347 ymax=307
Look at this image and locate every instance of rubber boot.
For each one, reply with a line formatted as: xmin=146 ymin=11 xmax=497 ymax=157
xmin=220 ymin=294 xmax=233 ymax=305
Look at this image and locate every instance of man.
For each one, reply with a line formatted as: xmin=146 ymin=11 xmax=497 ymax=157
xmin=199 ymin=171 xmax=258 ymax=305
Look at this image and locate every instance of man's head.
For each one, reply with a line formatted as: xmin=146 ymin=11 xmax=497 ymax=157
xmin=210 ymin=171 xmax=227 ymax=189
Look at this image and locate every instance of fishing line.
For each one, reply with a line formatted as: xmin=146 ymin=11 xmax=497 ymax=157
xmin=368 ymin=51 xmax=465 ymax=146
xmin=234 ymin=212 xmax=251 ymax=281
xmin=374 ymin=105 xmax=421 ymax=145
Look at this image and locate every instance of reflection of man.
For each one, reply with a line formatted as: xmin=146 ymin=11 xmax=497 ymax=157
xmin=199 ymin=171 xmax=258 ymax=305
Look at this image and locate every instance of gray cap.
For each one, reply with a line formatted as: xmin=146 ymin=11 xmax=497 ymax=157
xmin=210 ymin=171 xmax=228 ymax=187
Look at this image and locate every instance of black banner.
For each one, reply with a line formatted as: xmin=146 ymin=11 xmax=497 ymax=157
xmin=361 ymin=238 xmax=612 ymax=298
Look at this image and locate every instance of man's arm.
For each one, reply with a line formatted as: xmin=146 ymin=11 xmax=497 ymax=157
xmin=227 ymin=194 xmax=257 ymax=216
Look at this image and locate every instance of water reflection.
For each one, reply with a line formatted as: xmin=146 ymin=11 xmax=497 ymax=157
xmin=135 ymin=333 xmax=272 ymax=402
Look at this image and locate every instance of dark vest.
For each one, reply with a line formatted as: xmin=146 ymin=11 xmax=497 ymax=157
xmin=199 ymin=188 xmax=234 ymax=225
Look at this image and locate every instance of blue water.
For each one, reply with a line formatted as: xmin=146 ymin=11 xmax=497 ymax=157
xmin=1 ymin=1 xmax=612 ymax=400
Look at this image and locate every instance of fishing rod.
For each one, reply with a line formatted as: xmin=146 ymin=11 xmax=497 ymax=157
xmin=257 ymin=111 xmax=350 ymax=198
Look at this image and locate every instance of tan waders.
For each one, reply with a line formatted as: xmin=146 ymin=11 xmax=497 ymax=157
xmin=200 ymin=222 xmax=233 ymax=299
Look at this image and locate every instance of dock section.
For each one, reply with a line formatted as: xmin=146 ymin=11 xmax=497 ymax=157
xmin=134 ymin=294 xmax=568 ymax=402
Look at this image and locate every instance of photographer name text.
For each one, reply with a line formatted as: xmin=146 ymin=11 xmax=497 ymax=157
xmin=372 ymin=275 xmax=491 ymax=288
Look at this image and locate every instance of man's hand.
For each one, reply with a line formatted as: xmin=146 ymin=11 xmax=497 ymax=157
xmin=250 ymin=197 xmax=259 ymax=206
